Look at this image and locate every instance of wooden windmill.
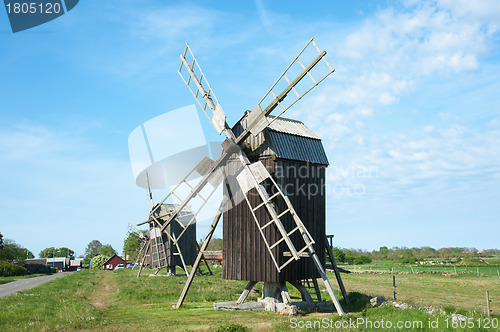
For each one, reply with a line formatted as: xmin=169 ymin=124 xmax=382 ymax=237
xmin=149 ymin=38 xmax=346 ymax=315
xmin=133 ymin=174 xmax=210 ymax=277
xmin=221 ymin=115 xmax=346 ymax=311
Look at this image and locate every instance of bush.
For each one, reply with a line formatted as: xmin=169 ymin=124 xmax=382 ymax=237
xmin=329 ymin=247 xmax=346 ymax=263
xmin=214 ymin=323 xmax=251 ymax=332
xmin=398 ymin=257 xmax=417 ymax=264
xmin=90 ymin=255 xmax=110 ymax=270
xmin=23 ymin=263 xmax=55 ymax=275
xmin=0 ymin=260 xmax=27 ymax=277
xmin=353 ymin=255 xmax=372 ymax=265
xmin=458 ymin=256 xmax=485 ymax=266
xmin=345 ymin=254 xmax=372 ymax=265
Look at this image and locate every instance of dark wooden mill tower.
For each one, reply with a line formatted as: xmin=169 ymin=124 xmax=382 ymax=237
xmin=223 ymin=114 xmax=328 ymax=283
xmin=135 ymin=204 xmax=198 ymax=276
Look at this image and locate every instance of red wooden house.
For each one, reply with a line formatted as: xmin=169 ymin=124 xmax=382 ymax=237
xmin=103 ymin=254 xmax=127 ymax=270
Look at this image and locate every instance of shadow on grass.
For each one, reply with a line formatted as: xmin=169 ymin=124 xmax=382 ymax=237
xmin=341 ymin=291 xmax=373 ymax=314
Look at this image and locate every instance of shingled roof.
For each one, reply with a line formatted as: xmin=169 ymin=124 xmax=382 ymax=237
xmin=232 ymin=113 xmax=329 ymax=165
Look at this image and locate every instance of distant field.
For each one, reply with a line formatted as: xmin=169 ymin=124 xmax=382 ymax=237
xmin=341 ymin=272 xmax=500 ymax=315
xmin=0 ymin=267 xmax=498 ymax=331
xmin=484 ymin=258 xmax=500 ymax=265
xmin=340 ymin=260 xmax=500 ymax=277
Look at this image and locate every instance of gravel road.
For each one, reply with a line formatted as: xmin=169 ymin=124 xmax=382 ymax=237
xmin=0 ymin=272 xmax=72 ymax=298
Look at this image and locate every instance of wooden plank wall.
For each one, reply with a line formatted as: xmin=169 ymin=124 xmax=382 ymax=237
xmin=167 ymin=222 xmax=197 ymax=266
xmin=148 ymin=221 xmax=197 ymax=267
xmin=222 ymin=156 xmax=326 ymax=282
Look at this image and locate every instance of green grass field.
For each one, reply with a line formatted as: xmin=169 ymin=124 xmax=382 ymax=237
xmin=0 ymin=266 xmax=498 ymax=331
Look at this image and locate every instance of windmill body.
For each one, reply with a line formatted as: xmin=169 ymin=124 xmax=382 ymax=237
xmin=223 ymin=114 xmax=328 ymax=283
xmin=151 ymin=204 xmax=197 ymax=270
xmin=136 ymin=204 xmax=197 ymax=275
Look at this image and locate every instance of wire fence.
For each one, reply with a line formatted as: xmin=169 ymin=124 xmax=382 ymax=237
xmin=342 ymin=264 xmax=500 ymax=277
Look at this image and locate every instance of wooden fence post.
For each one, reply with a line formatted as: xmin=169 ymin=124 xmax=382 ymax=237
xmin=393 ymin=275 xmax=396 ymax=301
xmin=486 ymin=291 xmax=491 ymax=317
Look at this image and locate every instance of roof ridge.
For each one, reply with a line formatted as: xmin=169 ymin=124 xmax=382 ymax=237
xmin=267 ymin=115 xmax=304 ymax=124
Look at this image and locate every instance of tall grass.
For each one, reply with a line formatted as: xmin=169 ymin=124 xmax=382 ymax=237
xmin=0 ymin=271 xmax=103 ymax=331
xmin=275 ymin=305 xmax=498 ymax=331
xmin=0 ymin=267 xmax=497 ymax=331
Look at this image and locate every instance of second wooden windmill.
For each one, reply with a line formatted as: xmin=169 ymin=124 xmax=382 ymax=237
xmin=150 ymin=38 xmax=346 ymax=315
xmin=134 ymin=174 xmax=201 ymax=277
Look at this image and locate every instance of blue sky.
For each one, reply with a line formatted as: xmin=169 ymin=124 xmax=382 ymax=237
xmin=1 ymin=0 xmax=499 ymax=258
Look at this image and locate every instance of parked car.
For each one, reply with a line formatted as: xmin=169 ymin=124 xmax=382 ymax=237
xmin=115 ymin=264 xmax=125 ymax=270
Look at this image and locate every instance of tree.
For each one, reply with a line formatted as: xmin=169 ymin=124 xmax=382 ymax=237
xmin=39 ymin=247 xmax=75 ymax=259
xmin=85 ymin=240 xmax=102 ymax=257
xmin=205 ymin=238 xmax=223 ymax=251
xmin=0 ymin=239 xmax=29 ymax=261
xmin=58 ymin=247 xmax=75 ymax=259
xmin=83 ymin=240 xmax=103 ymax=266
xmin=83 ymin=254 xmax=93 ymax=267
xmin=379 ymin=246 xmax=389 ymax=259
xmin=123 ymin=232 xmax=142 ymax=261
xmin=98 ymin=244 xmax=116 ymax=257
xmin=330 ymin=247 xmax=346 ymax=263
xmin=401 ymin=249 xmax=414 ymax=260
xmin=39 ymin=247 xmax=57 ymax=258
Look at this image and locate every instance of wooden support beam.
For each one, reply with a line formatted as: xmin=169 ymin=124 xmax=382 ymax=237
xmin=237 ymin=281 xmax=258 ymax=304
xmin=306 ymin=244 xmax=345 ymax=315
xmin=289 ymin=280 xmax=314 ymax=303
xmin=280 ymin=283 xmax=292 ymax=305
xmin=196 ymin=243 xmax=213 ymax=276
xmin=312 ymin=278 xmax=322 ymax=302
xmin=325 ymin=237 xmax=350 ymax=305
xmin=137 ymin=241 xmax=150 ymax=278
xmin=173 ymin=202 xmax=224 ymax=309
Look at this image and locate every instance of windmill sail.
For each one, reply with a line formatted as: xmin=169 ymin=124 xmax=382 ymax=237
xmin=236 ymin=38 xmax=334 ymax=143
xmin=178 ymin=43 xmax=227 ymax=135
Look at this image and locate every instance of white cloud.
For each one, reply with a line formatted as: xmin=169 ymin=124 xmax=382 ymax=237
xmin=286 ymin=0 xmax=500 ymax=204
xmin=254 ymin=0 xmax=272 ymax=29
xmin=436 ymin=0 xmax=500 ymax=33
xmin=0 ymin=125 xmax=82 ymax=162
xmin=336 ymin=0 xmax=493 ymax=80
xmin=345 ymin=122 xmax=500 ymax=196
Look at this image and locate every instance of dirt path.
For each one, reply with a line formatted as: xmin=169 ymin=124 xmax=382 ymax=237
xmin=90 ymin=271 xmax=114 ymax=308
